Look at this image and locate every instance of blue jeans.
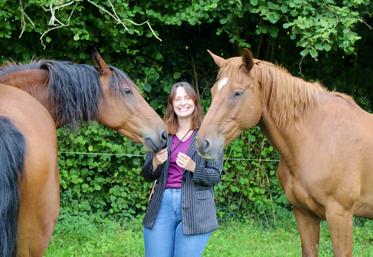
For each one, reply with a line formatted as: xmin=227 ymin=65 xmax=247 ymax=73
xmin=144 ymin=188 xmax=211 ymax=257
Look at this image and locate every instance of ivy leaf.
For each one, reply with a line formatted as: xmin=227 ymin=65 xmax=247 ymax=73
xmin=300 ymin=49 xmax=309 ymax=57
xmin=173 ymin=72 xmax=181 ymax=79
xmin=143 ymin=83 xmax=152 ymax=93
xmin=250 ymin=0 xmax=258 ymax=6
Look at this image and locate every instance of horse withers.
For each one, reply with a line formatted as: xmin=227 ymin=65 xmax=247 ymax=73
xmin=197 ymin=49 xmax=373 ymax=257
xmin=0 ymin=84 xmax=58 ymax=257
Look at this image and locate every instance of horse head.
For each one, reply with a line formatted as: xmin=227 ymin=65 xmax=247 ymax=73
xmin=91 ymin=50 xmax=167 ymax=152
xmin=197 ymin=49 xmax=262 ymax=159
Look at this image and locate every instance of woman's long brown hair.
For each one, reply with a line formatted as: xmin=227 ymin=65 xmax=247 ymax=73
xmin=164 ymin=82 xmax=203 ymax=135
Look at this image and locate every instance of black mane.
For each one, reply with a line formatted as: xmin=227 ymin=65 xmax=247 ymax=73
xmin=0 ymin=60 xmax=133 ymax=127
xmin=40 ymin=61 xmax=102 ymax=126
xmin=0 ymin=61 xmax=41 ymax=74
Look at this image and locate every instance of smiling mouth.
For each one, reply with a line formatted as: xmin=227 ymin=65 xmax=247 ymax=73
xmin=179 ymin=107 xmax=190 ymax=111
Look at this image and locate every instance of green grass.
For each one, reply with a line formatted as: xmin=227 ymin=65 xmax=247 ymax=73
xmin=45 ymin=213 xmax=373 ymax=257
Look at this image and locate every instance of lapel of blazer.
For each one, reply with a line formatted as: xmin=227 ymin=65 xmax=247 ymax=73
xmin=159 ymin=135 xmax=173 ymax=185
xmin=186 ymin=130 xmax=197 ymax=157
xmin=166 ymin=135 xmax=172 ymax=153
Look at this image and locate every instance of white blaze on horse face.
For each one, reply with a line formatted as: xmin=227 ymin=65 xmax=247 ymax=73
xmin=218 ymin=77 xmax=228 ymax=91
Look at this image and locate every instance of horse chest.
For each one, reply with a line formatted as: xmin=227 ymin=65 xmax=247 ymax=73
xmin=279 ymin=166 xmax=325 ymax=217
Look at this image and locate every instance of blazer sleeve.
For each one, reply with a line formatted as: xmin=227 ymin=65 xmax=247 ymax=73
xmin=192 ymin=151 xmax=224 ymax=186
xmin=141 ymin=152 xmax=163 ymax=181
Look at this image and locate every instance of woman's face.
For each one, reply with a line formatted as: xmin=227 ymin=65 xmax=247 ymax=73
xmin=173 ymin=86 xmax=195 ymax=119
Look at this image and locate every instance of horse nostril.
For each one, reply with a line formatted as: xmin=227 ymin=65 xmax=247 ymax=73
xmin=200 ymin=139 xmax=211 ymax=153
xmin=203 ymin=139 xmax=210 ymax=152
xmin=197 ymin=138 xmax=211 ymax=156
xmin=160 ymin=130 xmax=167 ymax=147
xmin=161 ymin=130 xmax=167 ymax=140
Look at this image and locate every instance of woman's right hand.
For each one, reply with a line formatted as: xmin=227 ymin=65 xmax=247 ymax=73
xmin=152 ymin=148 xmax=168 ymax=168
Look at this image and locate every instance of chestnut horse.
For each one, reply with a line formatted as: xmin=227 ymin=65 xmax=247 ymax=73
xmin=0 ymin=84 xmax=58 ymax=257
xmin=197 ymin=49 xmax=373 ymax=257
xmin=0 ymin=52 xmax=167 ymax=256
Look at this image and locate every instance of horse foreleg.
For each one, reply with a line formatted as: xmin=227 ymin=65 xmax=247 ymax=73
xmin=293 ymin=208 xmax=321 ymax=257
xmin=325 ymin=202 xmax=353 ymax=257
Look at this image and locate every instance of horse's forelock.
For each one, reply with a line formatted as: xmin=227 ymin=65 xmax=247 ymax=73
xmin=110 ymin=66 xmax=141 ymax=96
xmin=217 ymin=59 xmax=248 ymax=88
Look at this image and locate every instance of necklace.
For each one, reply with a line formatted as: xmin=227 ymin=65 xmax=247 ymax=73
xmin=147 ymin=129 xmax=193 ymax=202
xmin=171 ymin=129 xmax=192 ymax=154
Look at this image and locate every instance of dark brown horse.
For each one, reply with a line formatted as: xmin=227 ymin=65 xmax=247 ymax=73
xmin=197 ymin=49 xmax=373 ymax=257
xmin=0 ymin=84 xmax=58 ymax=257
xmin=0 ymin=51 xmax=167 ymax=151
xmin=0 ymin=52 xmax=167 ymax=256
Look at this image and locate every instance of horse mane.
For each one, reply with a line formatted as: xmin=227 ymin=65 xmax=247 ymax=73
xmin=1 ymin=60 xmax=132 ymax=126
xmin=252 ymin=60 xmax=328 ymax=128
xmin=331 ymin=91 xmax=356 ymax=104
xmin=0 ymin=61 xmax=42 ymax=74
xmin=218 ymin=59 xmax=326 ymax=127
xmin=39 ymin=61 xmax=102 ymax=126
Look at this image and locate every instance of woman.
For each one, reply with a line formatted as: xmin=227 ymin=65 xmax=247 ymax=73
xmin=142 ymin=81 xmax=224 ymax=257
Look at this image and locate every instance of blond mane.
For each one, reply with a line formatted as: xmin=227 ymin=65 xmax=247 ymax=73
xmin=217 ymin=57 xmax=360 ymax=128
xmin=253 ymin=60 xmax=328 ymax=128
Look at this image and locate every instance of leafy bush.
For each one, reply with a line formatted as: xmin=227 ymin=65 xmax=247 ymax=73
xmin=57 ymin=123 xmax=286 ymax=220
xmin=58 ymin=123 xmax=151 ymax=219
xmin=1 ymin=0 xmax=371 ymax=219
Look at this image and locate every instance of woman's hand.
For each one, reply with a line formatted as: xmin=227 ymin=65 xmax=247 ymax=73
xmin=152 ymin=148 xmax=168 ymax=170
xmin=176 ymin=152 xmax=196 ymax=172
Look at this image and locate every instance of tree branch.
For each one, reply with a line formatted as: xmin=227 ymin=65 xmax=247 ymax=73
xmin=18 ymin=0 xmax=35 ymax=38
xmin=87 ymin=0 xmax=162 ymax=41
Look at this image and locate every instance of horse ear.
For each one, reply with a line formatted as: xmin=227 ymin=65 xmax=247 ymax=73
xmin=91 ymin=49 xmax=111 ymax=75
xmin=207 ymin=50 xmax=227 ymax=67
xmin=242 ymin=48 xmax=254 ymax=72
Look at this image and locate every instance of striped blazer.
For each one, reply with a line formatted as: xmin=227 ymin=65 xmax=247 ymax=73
xmin=141 ymin=131 xmax=224 ymax=235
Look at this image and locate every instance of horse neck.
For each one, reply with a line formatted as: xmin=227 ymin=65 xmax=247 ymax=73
xmin=254 ymin=63 xmax=322 ymax=165
xmin=254 ymin=62 xmax=324 ymax=129
xmin=259 ymin=108 xmax=306 ymax=168
xmin=0 ymin=70 xmax=60 ymax=127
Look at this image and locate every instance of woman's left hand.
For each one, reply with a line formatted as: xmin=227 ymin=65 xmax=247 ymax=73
xmin=176 ymin=152 xmax=196 ymax=172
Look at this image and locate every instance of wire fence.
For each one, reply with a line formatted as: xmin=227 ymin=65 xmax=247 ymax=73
xmin=59 ymin=151 xmax=280 ymax=162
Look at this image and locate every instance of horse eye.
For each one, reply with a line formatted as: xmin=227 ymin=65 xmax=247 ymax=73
xmin=233 ymin=91 xmax=243 ymax=97
xmin=123 ymin=88 xmax=132 ymax=95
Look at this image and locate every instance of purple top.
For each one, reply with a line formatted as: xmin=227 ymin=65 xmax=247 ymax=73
xmin=165 ymin=133 xmax=194 ymax=188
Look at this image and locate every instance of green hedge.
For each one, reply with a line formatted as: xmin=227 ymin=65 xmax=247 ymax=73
xmin=57 ymin=124 xmax=285 ymax=220
xmin=1 ymin=0 xmax=371 ymax=220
